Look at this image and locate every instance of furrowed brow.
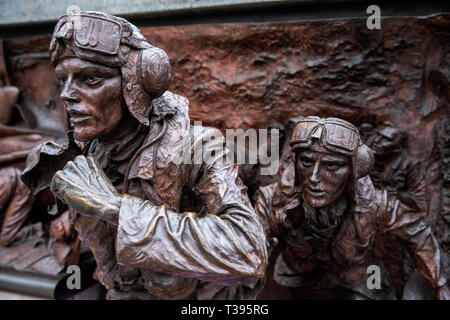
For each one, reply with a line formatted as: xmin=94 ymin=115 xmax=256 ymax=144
xmin=77 ymin=65 xmax=118 ymax=77
xmin=321 ymin=156 xmax=348 ymax=164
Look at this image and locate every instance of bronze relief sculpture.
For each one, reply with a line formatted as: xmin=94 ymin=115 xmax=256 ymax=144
xmin=21 ymin=12 xmax=267 ymax=300
xmin=256 ymin=116 xmax=449 ymax=299
xmin=364 ymin=121 xmax=427 ymax=213
xmin=5 ymin=10 xmax=445 ymax=300
xmin=0 ymin=42 xmax=78 ymax=274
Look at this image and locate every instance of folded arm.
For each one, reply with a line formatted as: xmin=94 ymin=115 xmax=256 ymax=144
xmin=50 ymin=128 xmax=268 ymax=283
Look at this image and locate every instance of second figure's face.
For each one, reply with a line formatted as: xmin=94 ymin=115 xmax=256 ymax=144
xmin=55 ymin=58 xmax=125 ymax=142
xmin=296 ymin=142 xmax=351 ymax=208
xmin=368 ymin=127 xmax=402 ymax=156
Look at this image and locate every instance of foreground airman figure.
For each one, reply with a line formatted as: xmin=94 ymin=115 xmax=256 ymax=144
xmin=23 ymin=11 xmax=267 ymax=299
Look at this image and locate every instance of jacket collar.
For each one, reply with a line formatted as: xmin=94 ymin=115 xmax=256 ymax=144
xmin=127 ymin=91 xmax=190 ymax=181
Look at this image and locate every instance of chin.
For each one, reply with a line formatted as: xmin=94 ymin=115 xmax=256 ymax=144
xmin=304 ymin=196 xmax=330 ymax=208
xmin=73 ymin=128 xmax=97 ymax=142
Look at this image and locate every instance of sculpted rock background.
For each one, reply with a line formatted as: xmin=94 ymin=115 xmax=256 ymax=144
xmin=2 ymin=14 xmax=449 ymax=297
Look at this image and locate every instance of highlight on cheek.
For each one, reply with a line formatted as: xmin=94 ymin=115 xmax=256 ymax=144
xmin=295 ymin=149 xmax=352 ymax=208
xmin=59 ymin=59 xmax=125 ymax=142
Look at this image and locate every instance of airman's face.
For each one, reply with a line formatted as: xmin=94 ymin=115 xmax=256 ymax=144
xmin=55 ymin=58 xmax=125 ymax=142
xmin=369 ymin=127 xmax=402 ymax=156
xmin=296 ymin=143 xmax=351 ymax=208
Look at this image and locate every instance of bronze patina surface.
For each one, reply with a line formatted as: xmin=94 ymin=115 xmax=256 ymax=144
xmin=256 ymin=116 xmax=448 ymax=300
xmin=0 ymin=11 xmax=447 ymax=299
xmin=21 ymin=12 xmax=267 ymax=300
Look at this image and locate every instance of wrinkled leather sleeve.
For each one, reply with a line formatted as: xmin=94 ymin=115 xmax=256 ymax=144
xmin=254 ymin=183 xmax=280 ymax=239
xmin=381 ymin=195 xmax=447 ymax=289
xmin=357 ymin=176 xmax=448 ymax=289
xmin=116 ymin=127 xmax=268 ymax=283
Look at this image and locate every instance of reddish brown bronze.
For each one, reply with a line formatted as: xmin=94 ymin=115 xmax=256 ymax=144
xmin=0 ymin=40 xmax=78 ymax=274
xmin=256 ymin=116 xmax=448 ymax=300
xmin=0 ymin=11 xmax=447 ymax=299
xmin=22 ymin=12 xmax=267 ymax=300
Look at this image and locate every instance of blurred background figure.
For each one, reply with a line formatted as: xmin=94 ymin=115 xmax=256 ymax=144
xmin=364 ymin=121 xmax=426 ymax=213
xmin=0 ymin=40 xmax=78 ymax=275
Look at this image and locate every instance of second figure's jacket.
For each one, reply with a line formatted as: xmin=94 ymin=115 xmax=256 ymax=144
xmin=255 ymin=159 xmax=447 ymax=291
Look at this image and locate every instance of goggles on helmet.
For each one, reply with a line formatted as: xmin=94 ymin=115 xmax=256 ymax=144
xmin=290 ymin=116 xmax=360 ymax=156
xmin=54 ymin=13 xmax=122 ymax=55
xmin=73 ymin=14 xmax=121 ymax=55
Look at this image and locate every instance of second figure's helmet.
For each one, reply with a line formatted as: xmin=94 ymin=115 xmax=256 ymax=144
xmin=290 ymin=116 xmax=374 ymax=179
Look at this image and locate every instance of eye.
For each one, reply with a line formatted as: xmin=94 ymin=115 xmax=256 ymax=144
xmin=300 ymin=158 xmax=314 ymax=167
xmin=324 ymin=163 xmax=340 ymax=171
xmin=84 ymin=76 xmax=103 ymax=86
xmin=56 ymin=75 xmax=67 ymax=86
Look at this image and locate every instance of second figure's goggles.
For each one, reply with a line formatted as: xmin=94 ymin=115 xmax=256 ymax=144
xmin=290 ymin=116 xmax=360 ymax=156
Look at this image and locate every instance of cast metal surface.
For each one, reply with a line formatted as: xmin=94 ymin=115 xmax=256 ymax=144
xmin=0 ymin=9 xmax=448 ymax=300
xmin=255 ymin=116 xmax=449 ymax=299
xmin=0 ymin=265 xmax=66 ymax=299
xmin=0 ymin=37 xmax=78 ymax=276
xmin=21 ymin=11 xmax=267 ymax=300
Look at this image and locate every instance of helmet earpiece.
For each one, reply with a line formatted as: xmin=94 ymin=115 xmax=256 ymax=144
xmin=138 ymin=47 xmax=171 ymax=99
xmin=122 ymin=47 xmax=172 ymax=126
xmin=352 ymin=143 xmax=374 ymax=179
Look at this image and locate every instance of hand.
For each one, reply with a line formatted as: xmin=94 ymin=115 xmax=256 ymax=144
xmin=50 ymin=155 xmax=121 ymax=224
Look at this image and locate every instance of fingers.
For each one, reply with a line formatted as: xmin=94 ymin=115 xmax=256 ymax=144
xmin=73 ymin=155 xmax=91 ymax=176
xmin=51 ymin=171 xmax=100 ymax=216
xmin=65 ymin=156 xmax=100 ymax=190
xmin=87 ymin=156 xmax=119 ymax=196
xmin=86 ymin=155 xmax=103 ymax=177
xmin=62 ymin=155 xmax=116 ymax=196
xmin=51 ymin=155 xmax=120 ymax=217
xmin=86 ymin=156 xmax=111 ymax=193
xmin=50 ymin=170 xmax=64 ymax=199
xmin=51 ymin=169 xmax=85 ymax=203
xmin=64 ymin=159 xmax=91 ymax=187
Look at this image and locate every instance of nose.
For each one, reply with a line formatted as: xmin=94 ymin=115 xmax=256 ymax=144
xmin=309 ymin=160 xmax=320 ymax=184
xmin=60 ymin=77 xmax=80 ymax=103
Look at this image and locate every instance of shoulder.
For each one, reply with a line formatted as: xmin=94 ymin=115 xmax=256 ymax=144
xmin=189 ymin=124 xmax=224 ymax=142
xmin=256 ymin=183 xmax=278 ymax=212
xmin=152 ymin=91 xmax=188 ymax=121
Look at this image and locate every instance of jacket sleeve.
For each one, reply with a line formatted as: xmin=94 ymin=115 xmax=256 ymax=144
xmin=254 ymin=183 xmax=279 ymax=239
xmin=115 ymin=127 xmax=268 ymax=283
xmin=254 ymin=161 xmax=301 ymax=242
xmin=370 ymin=180 xmax=448 ymax=289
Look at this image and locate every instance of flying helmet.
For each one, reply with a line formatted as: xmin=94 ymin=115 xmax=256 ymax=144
xmin=49 ymin=11 xmax=172 ymax=126
xmin=290 ymin=116 xmax=374 ymax=179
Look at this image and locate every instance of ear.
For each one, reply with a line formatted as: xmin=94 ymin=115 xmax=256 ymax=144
xmin=353 ymin=144 xmax=374 ymax=179
xmin=139 ymin=47 xmax=171 ymax=99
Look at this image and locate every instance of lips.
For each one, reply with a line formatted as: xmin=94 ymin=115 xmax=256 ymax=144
xmin=67 ymin=108 xmax=92 ymax=125
xmin=304 ymin=185 xmax=325 ymax=197
xmin=69 ymin=115 xmax=92 ymax=124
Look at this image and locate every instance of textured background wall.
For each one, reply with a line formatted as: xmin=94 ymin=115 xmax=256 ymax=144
xmin=3 ymin=13 xmax=449 ymax=297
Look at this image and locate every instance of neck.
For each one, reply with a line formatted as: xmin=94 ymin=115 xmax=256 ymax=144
xmin=101 ymin=112 xmax=141 ymax=143
xmin=302 ymin=194 xmax=348 ymax=227
xmin=316 ymin=196 xmax=347 ymax=213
